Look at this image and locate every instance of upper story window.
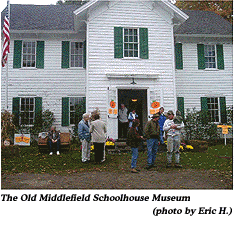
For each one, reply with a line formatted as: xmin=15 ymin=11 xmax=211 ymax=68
xmin=70 ymin=42 xmax=84 ymax=67
xmin=114 ymin=27 xmax=148 ymax=59
xmin=204 ymin=45 xmax=216 ymax=69
xmin=61 ymin=41 xmax=86 ymax=69
xmin=22 ymin=41 xmax=36 ymax=68
xmin=197 ymin=44 xmax=224 ymax=70
xmin=124 ymin=28 xmax=139 ymax=58
xmin=13 ymin=40 xmax=44 ymax=69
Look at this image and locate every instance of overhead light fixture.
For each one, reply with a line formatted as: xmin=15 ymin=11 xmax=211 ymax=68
xmin=130 ymin=78 xmax=136 ymax=85
xmin=132 ymin=99 xmax=137 ymax=102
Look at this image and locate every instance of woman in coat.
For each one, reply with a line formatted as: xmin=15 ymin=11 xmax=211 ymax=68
xmin=90 ymin=113 xmax=107 ymax=163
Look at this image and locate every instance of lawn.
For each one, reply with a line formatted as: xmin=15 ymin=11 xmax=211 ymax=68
xmin=1 ymin=144 xmax=233 ymax=175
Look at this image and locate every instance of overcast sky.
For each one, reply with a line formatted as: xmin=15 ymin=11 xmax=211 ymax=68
xmin=1 ymin=0 xmax=58 ymax=12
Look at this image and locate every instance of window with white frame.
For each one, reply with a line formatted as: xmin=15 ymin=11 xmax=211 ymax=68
xmin=70 ymin=42 xmax=83 ymax=67
xmin=20 ymin=97 xmax=35 ymax=125
xmin=22 ymin=41 xmax=36 ymax=68
xmin=69 ymin=97 xmax=85 ymax=124
xmin=207 ymin=97 xmax=219 ymax=122
xmin=123 ymin=28 xmax=139 ymax=58
xmin=204 ymin=45 xmax=216 ymax=69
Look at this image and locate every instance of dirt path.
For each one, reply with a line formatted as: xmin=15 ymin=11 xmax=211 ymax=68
xmin=1 ymin=169 xmax=232 ymax=189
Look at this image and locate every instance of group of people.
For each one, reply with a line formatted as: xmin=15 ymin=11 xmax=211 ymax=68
xmin=118 ymin=104 xmax=139 ymax=138
xmin=47 ymin=105 xmax=184 ymax=173
xmin=127 ymin=107 xmax=184 ymax=173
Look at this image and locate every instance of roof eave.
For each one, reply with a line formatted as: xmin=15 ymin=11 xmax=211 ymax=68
xmin=174 ymin=33 xmax=233 ymax=38
xmin=161 ymin=0 xmax=189 ymax=23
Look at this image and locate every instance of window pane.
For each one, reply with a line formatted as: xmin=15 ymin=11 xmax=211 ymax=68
xmin=123 ymin=28 xmax=139 ymax=58
xmin=70 ymin=42 xmax=83 ymax=67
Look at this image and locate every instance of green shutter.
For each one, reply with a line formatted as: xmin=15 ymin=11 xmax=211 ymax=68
xmin=201 ymin=97 xmax=208 ymax=112
xmin=62 ymin=41 xmax=70 ymax=68
xmin=35 ymin=97 xmax=42 ymax=117
xmin=175 ymin=43 xmax=183 ymax=69
xmin=216 ymin=44 xmax=224 ymax=70
xmin=12 ymin=97 xmax=20 ymax=125
xmin=220 ymin=97 xmax=227 ymax=123
xmin=62 ymin=97 xmax=70 ymax=126
xmin=83 ymin=40 xmax=86 ymax=69
xmin=114 ymin=27 xmax=123 ymax=58
xmin=139 ymin=28 xmax=149 ymax=59
xmin=197 ymin=44 xmax=205 ymax=70
xmin=177 ymin=97 xmax=184 ymax=119
xmin=36 ymin=41 xmax=45 ymax=69
xmin=34 ymin=97 xmax=42 ymax=125
xmin=13 ymin=40 xmax=22 ymax=68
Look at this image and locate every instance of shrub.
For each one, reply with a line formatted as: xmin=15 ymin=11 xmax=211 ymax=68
xmin=184 ymin=108 xmax=219 ymax=141
xmin=1 ymin=110 xmax=16 ymax=144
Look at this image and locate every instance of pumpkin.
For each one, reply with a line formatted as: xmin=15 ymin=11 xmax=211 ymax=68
xmin=110 ymin=100 xmax=116 ymax=108
xmin=151 ymin=101 xmax=160 ymax=109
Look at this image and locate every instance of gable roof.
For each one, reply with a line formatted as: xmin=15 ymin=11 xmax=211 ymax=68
xmin=1 ymin=4 xmax=233 ymax=37
xmin=175 ymin=10 xmax=233 ymax=36
xmin=1 ymin=4 xmax=80 ymax=31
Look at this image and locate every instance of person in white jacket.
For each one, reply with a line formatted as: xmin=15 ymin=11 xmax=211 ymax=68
xmin=163 ymin=110 xmax=184 ymax=168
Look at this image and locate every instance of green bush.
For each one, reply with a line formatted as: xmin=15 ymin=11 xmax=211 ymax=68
xmin=184 ymin=108 xmax=219 ymax=141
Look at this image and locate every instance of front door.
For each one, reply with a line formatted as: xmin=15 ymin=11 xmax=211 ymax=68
xmin=118 ymin=89 xmax=148 ymax=139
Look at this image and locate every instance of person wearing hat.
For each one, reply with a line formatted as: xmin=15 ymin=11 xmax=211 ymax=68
xmin=144 ymin=113 xmax=161 ymax=169
xmin=163 ymin=110 xmax=184 ymax=168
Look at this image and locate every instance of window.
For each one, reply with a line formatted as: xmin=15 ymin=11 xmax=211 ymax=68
xmin=204 ymin=45 xmax=216 ymax=69
xmin=114 ymin=27 xmax=148 ymax=59
xmin=70 ymin=42 xmax=83 ymax=67
xmin=13 ymin=40 xmax=44 ymax=69
xmin=62 ymin=97 xmax=86 ymax=126
xmin=20 ymin=97 xmax=35 ymax=125
xmin=197 ymin=44 xmax=224 ymax=70
xmin=124 ymin=28 xmax=139 ymax=58
xmin=62 ymin=41 xmax=86 ymax=69
xmin=201 ymin=97 xmax=227 ymax=123
xmin=22 ymin=41 xmax=36 ymax=68
xmin=69 ymin=97 xmax=85 ymax=124
xmin=207 ymin=97 xmax=219 ymax=122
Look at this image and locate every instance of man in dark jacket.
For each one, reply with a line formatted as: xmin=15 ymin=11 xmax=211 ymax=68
xmin=144 ymin=113 xmax=160 ymax=169
xmin=127 ymin=119 xmax=143 ymax=173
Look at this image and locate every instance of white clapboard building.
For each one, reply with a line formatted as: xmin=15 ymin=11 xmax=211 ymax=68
xmin=1 ymin=0 xmax=233 ymax=139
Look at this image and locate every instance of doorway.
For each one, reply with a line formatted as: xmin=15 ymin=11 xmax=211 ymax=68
xmin=118 ymin=89 xmax=148 ymax=138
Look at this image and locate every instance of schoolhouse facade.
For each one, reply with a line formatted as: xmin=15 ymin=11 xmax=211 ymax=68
xmin=1 ymin=0 xmax=233 ymax=139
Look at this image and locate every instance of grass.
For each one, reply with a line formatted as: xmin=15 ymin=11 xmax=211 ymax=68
xmin=1 ymin=144 xmax=233 ymax=175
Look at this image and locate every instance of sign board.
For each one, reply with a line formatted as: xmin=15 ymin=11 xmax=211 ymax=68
xmin=14 ymin=134 xmax=31 ymax=146
xmin=217 ymin=125 xmax=232 ymax=134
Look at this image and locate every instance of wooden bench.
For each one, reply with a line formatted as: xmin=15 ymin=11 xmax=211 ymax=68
xmin=38 ymin=132 xmax=71 ymax=151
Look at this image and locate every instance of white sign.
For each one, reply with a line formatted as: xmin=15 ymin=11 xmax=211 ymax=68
xmin=14 ymin=134 xmax=31 ymax=146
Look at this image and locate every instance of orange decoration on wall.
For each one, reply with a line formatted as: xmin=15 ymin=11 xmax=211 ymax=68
xmin=110 ymin=100 xmax=116 ymax=108
xmin=151 ymin=101 xmax=160 ymax=109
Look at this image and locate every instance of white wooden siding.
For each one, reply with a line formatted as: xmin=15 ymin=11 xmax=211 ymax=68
xmin=87 ymin=1 xmax=176 ymax=122
xmin=175 ymin=41 xmax=233 ymax=113
xmin=1 ymin=37 xmax=86 ymax=131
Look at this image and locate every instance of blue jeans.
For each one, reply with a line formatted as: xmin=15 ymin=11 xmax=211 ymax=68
xmin=147 ymin=138 xmax=159 ymax=166
xmin=160 ymin=130 xmax=164 ymax=144
xmin=131 ymin=147 xmax=139 ymax=169
xmin=48 ymin=140 xmax=60 ymax=152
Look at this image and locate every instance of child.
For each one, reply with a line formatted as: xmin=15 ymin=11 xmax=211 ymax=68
xmin=163 ymin=110 xmax=184 ymax=168
xmin=127 ymin=119 xmax=143 ymax=173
